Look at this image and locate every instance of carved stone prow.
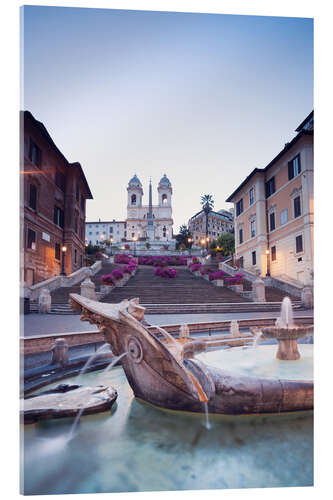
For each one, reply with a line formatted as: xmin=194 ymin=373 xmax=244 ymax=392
xmin=69 ymin=294 xmax=210 ymax=410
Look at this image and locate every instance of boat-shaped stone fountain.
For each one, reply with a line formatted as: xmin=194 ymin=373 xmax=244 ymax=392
xmin=68 ymin=294 xmax=313 ymax=415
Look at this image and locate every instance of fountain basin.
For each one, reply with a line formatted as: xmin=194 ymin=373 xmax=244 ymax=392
xmin=261 ymin=325 xmax=314 ymax=340
xmin=68 ymin=294 xmax=313 ymax=415
xmin=22 ymin=367 xmax=313 ymax=494
xmin=261 ymin=325 xmax=314 ymax=360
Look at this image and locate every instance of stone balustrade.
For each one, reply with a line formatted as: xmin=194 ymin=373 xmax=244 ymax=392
xmin=27 ymin=261 xmax=102 ymax=301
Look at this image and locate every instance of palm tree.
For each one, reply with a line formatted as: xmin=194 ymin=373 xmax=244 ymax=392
xmin=201 ymin=194 xmax=214 ymax=249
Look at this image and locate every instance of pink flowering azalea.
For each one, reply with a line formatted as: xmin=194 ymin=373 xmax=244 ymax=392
xmin=101 ymin=273 xmax=114 ymax=285
xmin=112 ymin=268 xmax=124 ymax=280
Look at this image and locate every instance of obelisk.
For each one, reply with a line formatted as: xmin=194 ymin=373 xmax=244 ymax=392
xmin=147 ymin=178 xmax=155 ymax=241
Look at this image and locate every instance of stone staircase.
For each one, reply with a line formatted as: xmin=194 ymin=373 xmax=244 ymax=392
xmin=101 ymin=266 xmax=249 ymax=305
xmin=29 ymin=262 xmax=302 ymax=314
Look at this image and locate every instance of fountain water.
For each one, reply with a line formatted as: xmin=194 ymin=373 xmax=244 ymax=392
xmin=203 ymin=401 xmax=211 ymax=430
xmin=69 ymin=352 xmax=128 ymax=439
xmin=77 ymin=343 xmax=110 ymax=382
xmin=103 ymin=352 xmax=128 ymax=374
xmin=261 ymin=297 xmax=313 ymax=360
xmin=277 ymin=297 xmax=294 ymax=328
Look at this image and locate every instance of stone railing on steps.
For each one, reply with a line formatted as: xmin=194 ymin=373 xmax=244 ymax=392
xmin=264 ymin=276 xmax=303 ymax=299
xmin=26 ymin=260 xmax=102 ymax=301
xmin=219 ymin=259 xmax=310 ymax=303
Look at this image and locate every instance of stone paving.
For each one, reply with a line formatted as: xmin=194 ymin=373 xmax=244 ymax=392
xmin=22 ymin=309 xmax=314 ymax=337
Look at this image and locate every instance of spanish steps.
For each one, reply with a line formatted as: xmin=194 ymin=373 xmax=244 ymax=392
xmin=31 ymin=261 xmax=301 ymax=314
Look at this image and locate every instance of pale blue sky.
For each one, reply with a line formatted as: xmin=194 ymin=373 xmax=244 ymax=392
xmin=22 ymin=6 xmax=313 ymax=231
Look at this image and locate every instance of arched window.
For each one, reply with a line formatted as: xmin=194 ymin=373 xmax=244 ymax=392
xmin=162 ymin=194 xmax=167 ymax=205
xmin=131 ymin=194 xmax=136 ymax=205
xmin=163 ymin=226 xmax=166 ymax=237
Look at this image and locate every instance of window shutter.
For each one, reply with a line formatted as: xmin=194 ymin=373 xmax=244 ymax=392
xmin=297 ymin=154 xmax=301 ymax=174
xmin=288 ymin=161 xmax=293 ymax=180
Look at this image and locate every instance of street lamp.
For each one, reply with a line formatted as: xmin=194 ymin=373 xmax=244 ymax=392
xmin=206 ymin=236 xmax=210 ymax=251
xmin=109 ymin=237 xmax=113 ymax=255
xmin=266 ymin=248 xmax=271 ymax=277
xmin=132 ymin=236 xmax=137 ymax=256
xmin=61 ymin=245 xmax=67 ymax=276
xmin=187 ymin=237 xmax=192 ymax=256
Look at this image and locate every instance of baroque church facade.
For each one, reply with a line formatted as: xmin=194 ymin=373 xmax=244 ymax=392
xmin=126 ymin=174 xmax=174 ymax=243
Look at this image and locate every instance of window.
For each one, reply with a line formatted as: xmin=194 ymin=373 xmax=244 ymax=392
xmin=55 ymin=243 xmax=61 ymax=260
xmin=239 ymin=228 xmax=243 ymax=244
xmin=288 ymin=154 xmax=301 ymax=180
xmin=27 ymin=228 xmax=36 ymax=250
xmin=294 ymin=196 xmax=301 ymax=218
xmin=236 ymin=198 xmax=243 ymax=216
xmin=28 ymin=139 xmax=42 ymax=167
xmin=296 ymin=235 xmax=303 ymax=253
xmin=74 ymin=249 xmax=77 ymax=264
xmin=250 ymin=220 xmax=256 ymax=238
xmin=76 ymin=183 xmax=79 ymax=202
xmin=162 ymin=194 xmax=167 ymax=204
xmin=55 ymin=170 xmax=66 ymax=191
xmin=239 ymin=256 xmax=244 ymax=268
xmin=249 ymin=188 xmax=254 ymax=205
xmin=271 ymin=246 xmax=276 ymax=261
xmin=252 ymin=251 xmax=256 ymax=265
xmin=269 ymin=212 xmax=276 ymax=231
xmin=280 ymin=208 xmax=288 ymax=226
xmin=131 ymin=194 xmax=136 ymax=205
xmin=89 ymin=231 xmax=92 ymax=235
xmin=81 ymin=194 xmax=85 ymax=211
xmin=53 ymin=206 xmax=64 ymax=228
xmin=29 ymin=184 xmax=37 ymax=210
xmin=265 ymin=176 xmax=275 ymax=198
xmin=109 ymin=227 xmax=113 ymax=233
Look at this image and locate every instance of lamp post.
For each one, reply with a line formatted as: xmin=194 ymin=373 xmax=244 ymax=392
xmin=206 ymin=236 xmax=210 ymax=252
xmin=110 ymin=237 xmax=113 ymax=256
xmin=266 ymin=248 xmax=271 ymax=277
xmin=200 ymin=238 xmax=205 ymax=256
xmin=187 ymin=237 xmax=192 ymax=256
xmin=132 ymin=236 xmax=137 ymax=256
xmin=61 ymin=245 xmax=67 ymax=276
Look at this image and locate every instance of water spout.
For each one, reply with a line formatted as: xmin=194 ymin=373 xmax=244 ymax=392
xmin=278 ymin=297 xmax=294 ymax=329
xmin=103 ymin=352 xmax=128 ymax=374
xmin=77 ymin=343 xmax=110 ymax=383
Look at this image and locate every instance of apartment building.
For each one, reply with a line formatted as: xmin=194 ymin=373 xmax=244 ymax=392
xmin=188 ymin=209 xmax=234 ymax=247
xmin=21 ymin=111 xmax=93 ymax=285
xmin=85 ymin=220 xmax=127 ymax=245
xmin=226 ymin=111 xmax=313 ymax=284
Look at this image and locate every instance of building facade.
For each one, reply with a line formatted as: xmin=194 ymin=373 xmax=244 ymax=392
xmin=85 ymin=220 xmax=127 ymax=245
xmin=126 ymin=174 xmax=173 ymax=242
xmin=226 ymin=111 xmax=313 ymax=284
xmin=188 ymin=209 xmax=234 ymax=247
xmin=21 ymin=111 xmax=93 ymax=285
